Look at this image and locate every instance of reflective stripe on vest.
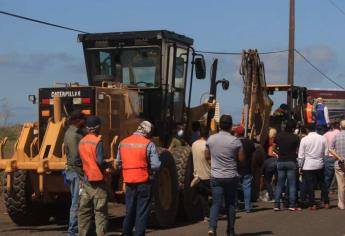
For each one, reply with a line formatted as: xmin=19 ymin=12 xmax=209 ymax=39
xmin=305 ymin=103 xmax=313 ymax=124
xmin=119 ymin=134 xmax=150 ymax=183
xmin=78 ymin=134 xmax=104 ymax=181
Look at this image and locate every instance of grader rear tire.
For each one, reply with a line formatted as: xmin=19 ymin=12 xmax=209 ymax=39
xmin=151 ymin=149 xmax=179 ymax=228
xmin=3 ymin=170 xmax=47 ymax=226
xmin=183 ymin=155 xmax=205 ymax=221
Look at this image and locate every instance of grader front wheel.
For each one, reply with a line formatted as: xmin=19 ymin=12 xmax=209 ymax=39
xmin=3 ymin=170 xmax=47 ymax=226
xmin=151 ymin=150 xmax=179 ymax=228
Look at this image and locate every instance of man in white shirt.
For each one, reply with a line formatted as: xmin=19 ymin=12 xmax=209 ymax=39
xmin=297 ymin=123 xmax=329 ymax=210
xmin=192 ymin=127 xmax=211 ymax=220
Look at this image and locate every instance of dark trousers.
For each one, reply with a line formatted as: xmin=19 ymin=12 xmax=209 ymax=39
xmin=123 ymin=182 xmax=152 ymax=236
xmin=303 ymin=168 xmax=329 ymax=206
xmin=209 ymin=177 xmax=238 ymax=236
xmin=263 ymin=158 xmax=277 ymax=200
xmin=196 ymin=179 xmax=211 ymax=217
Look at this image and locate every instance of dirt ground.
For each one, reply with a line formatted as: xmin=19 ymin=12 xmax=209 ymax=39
xmin=0 ymin=192 xmax=345 ymax=236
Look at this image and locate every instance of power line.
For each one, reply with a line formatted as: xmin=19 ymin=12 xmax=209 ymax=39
xmin=327 ymin=0 xmax=345 ymax=17
xmin=295 ymin=49 xmax=345 ymax=90
xmin=0 ymin=10 xmax=89 ymax=34
xmin=1 ymin=10 xmax=344 ymax=89
xmin=196 ymin=49 xmax=289 ymax=55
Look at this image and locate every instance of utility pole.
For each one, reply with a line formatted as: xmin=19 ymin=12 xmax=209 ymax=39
xmin=287 ymin=0 xmax=295 ymax=108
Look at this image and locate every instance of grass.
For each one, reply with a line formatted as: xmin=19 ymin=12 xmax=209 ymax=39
xmin=0 ymin=125 xmax=22 ymax=196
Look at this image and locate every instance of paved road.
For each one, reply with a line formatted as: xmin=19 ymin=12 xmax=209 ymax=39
xmin=0 ymin=193 xmax=345 ymax=236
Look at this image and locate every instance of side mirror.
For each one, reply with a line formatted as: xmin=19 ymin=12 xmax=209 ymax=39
xmin=195 ymin=57 xmax=206 ymax=79
xmin=216 ymin=79 xmax=230 ymax=91
xmin=28 ymin=95 xmax=36 ymax=104
xmin=222 ymin=80 xmax=229 ymax=90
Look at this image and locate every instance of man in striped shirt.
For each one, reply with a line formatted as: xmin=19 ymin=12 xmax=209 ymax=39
xmin=329 ymin=120 xmax=345 ymax=210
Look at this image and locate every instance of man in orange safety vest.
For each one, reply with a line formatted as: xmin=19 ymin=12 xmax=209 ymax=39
xmin=117 ymin=121 xmax=161 ymax=236
xmin=78 ymin=116 xmax=110 ymax=236
xmin=305 ymin=96 xmax=315 ymax=125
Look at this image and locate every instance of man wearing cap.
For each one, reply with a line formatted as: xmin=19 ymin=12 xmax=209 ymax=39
xmin=117 ymin=121 xmax=161 ymax=236
xmin=63 ymin=110 xmax=85 ymax=236
xmin=205 ymin=115 xmax=245 ymax=236
xmin=78 ymin=116 xmax=110 ymax=236
xmin=315 ymin=97 xmax=330 ymax=135
xmin=233 ymin=125 xmax=256 ymax=213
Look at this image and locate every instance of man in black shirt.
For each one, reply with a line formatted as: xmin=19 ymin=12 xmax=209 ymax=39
xmin=234 ymin=126 xmax=256 ymax=213
xmin=274 ymin=120 xmax=300 ymax=211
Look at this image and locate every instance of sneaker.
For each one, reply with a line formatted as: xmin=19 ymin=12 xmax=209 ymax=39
xmin=323 ymin=203 xmax=330 ymax=209
xmin=309 ymin=205 xmax=317 ymax=211
xmin=289 ymin=207 xmax=302 ymax=211
xmin=273 ymin=207 xmax=280 ymax=211
xmin=204 ymin=216 xmax=209 ymax=222
xmin=208 ymin=230 xmax=215 ymax=236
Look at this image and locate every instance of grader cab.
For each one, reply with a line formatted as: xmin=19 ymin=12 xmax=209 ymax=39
xmin=0 ymin=30 xmax=223 ymax=227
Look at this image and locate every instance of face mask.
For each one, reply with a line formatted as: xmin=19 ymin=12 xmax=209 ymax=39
xmin=177 ymin=129 xmax=184 ymax=137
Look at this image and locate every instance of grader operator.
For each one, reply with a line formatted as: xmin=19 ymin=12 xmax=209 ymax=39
xmin=0 ymin=30 xmax=226 ymax=227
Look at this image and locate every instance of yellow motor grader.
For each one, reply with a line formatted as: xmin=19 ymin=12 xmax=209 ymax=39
xmin=0 ymin=30 xmax=228 ymax=227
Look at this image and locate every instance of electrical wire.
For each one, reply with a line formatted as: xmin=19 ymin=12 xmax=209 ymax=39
xmin=327 ymin=0 xmax=345 ymax=17
xmin=295 ymin=49 xmax=345 ymax=90
xmin=1 ymin=10 xmax=344 ymax=89
xmin=0 ymin=10 xmax=89 ymax=34
xmin=196 ymin=49 xmax=289 ymax=55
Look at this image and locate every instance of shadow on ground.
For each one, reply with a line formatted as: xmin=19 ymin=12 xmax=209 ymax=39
xmin=239 ymin=231 xmax=273 ymax=236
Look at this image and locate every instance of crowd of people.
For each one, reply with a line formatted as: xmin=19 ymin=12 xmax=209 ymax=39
xmin=191 ymin=96 xmax=345 ymax=236
xmin=61 ymin=95 xmax=345 ymax=236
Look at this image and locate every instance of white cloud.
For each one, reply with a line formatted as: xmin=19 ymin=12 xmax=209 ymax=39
xmin=0 ymin=51 xmax=84 ymax=74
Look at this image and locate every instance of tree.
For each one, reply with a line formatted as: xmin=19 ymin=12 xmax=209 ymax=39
xmin=0 ymin=98 xmax=11 ymax=126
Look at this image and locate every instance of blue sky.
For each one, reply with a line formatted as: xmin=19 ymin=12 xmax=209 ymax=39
xmin=1 ymin=0 xmax=345 ymax=124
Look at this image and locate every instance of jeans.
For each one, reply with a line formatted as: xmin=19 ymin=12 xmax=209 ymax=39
xmin=303 ymin=168 xmax=329 ymax=206
xmin=209 ymin=177 xmax=238 ymax=236
xmin=64 ymin=169 xmax=80 ymax=236
xmin=274 ymin=161 xmax=297 ymax=208
xmin=263 ymin=158 xmax=277 ymax=200
xmin=324 ymin=156 xmax=336 ymax=190
xmin=240 ymin=174 xmax=253 ymax=211
xmin=123 ymin=182 xmax=152 ymax=236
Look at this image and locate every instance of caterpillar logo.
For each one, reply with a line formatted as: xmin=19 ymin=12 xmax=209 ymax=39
xmin=51 ymin=90 xmax=81 ymax=97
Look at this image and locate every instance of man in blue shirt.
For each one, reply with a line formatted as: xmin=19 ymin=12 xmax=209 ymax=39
xmin=315 ymin=97 xmax=330 ymax=135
